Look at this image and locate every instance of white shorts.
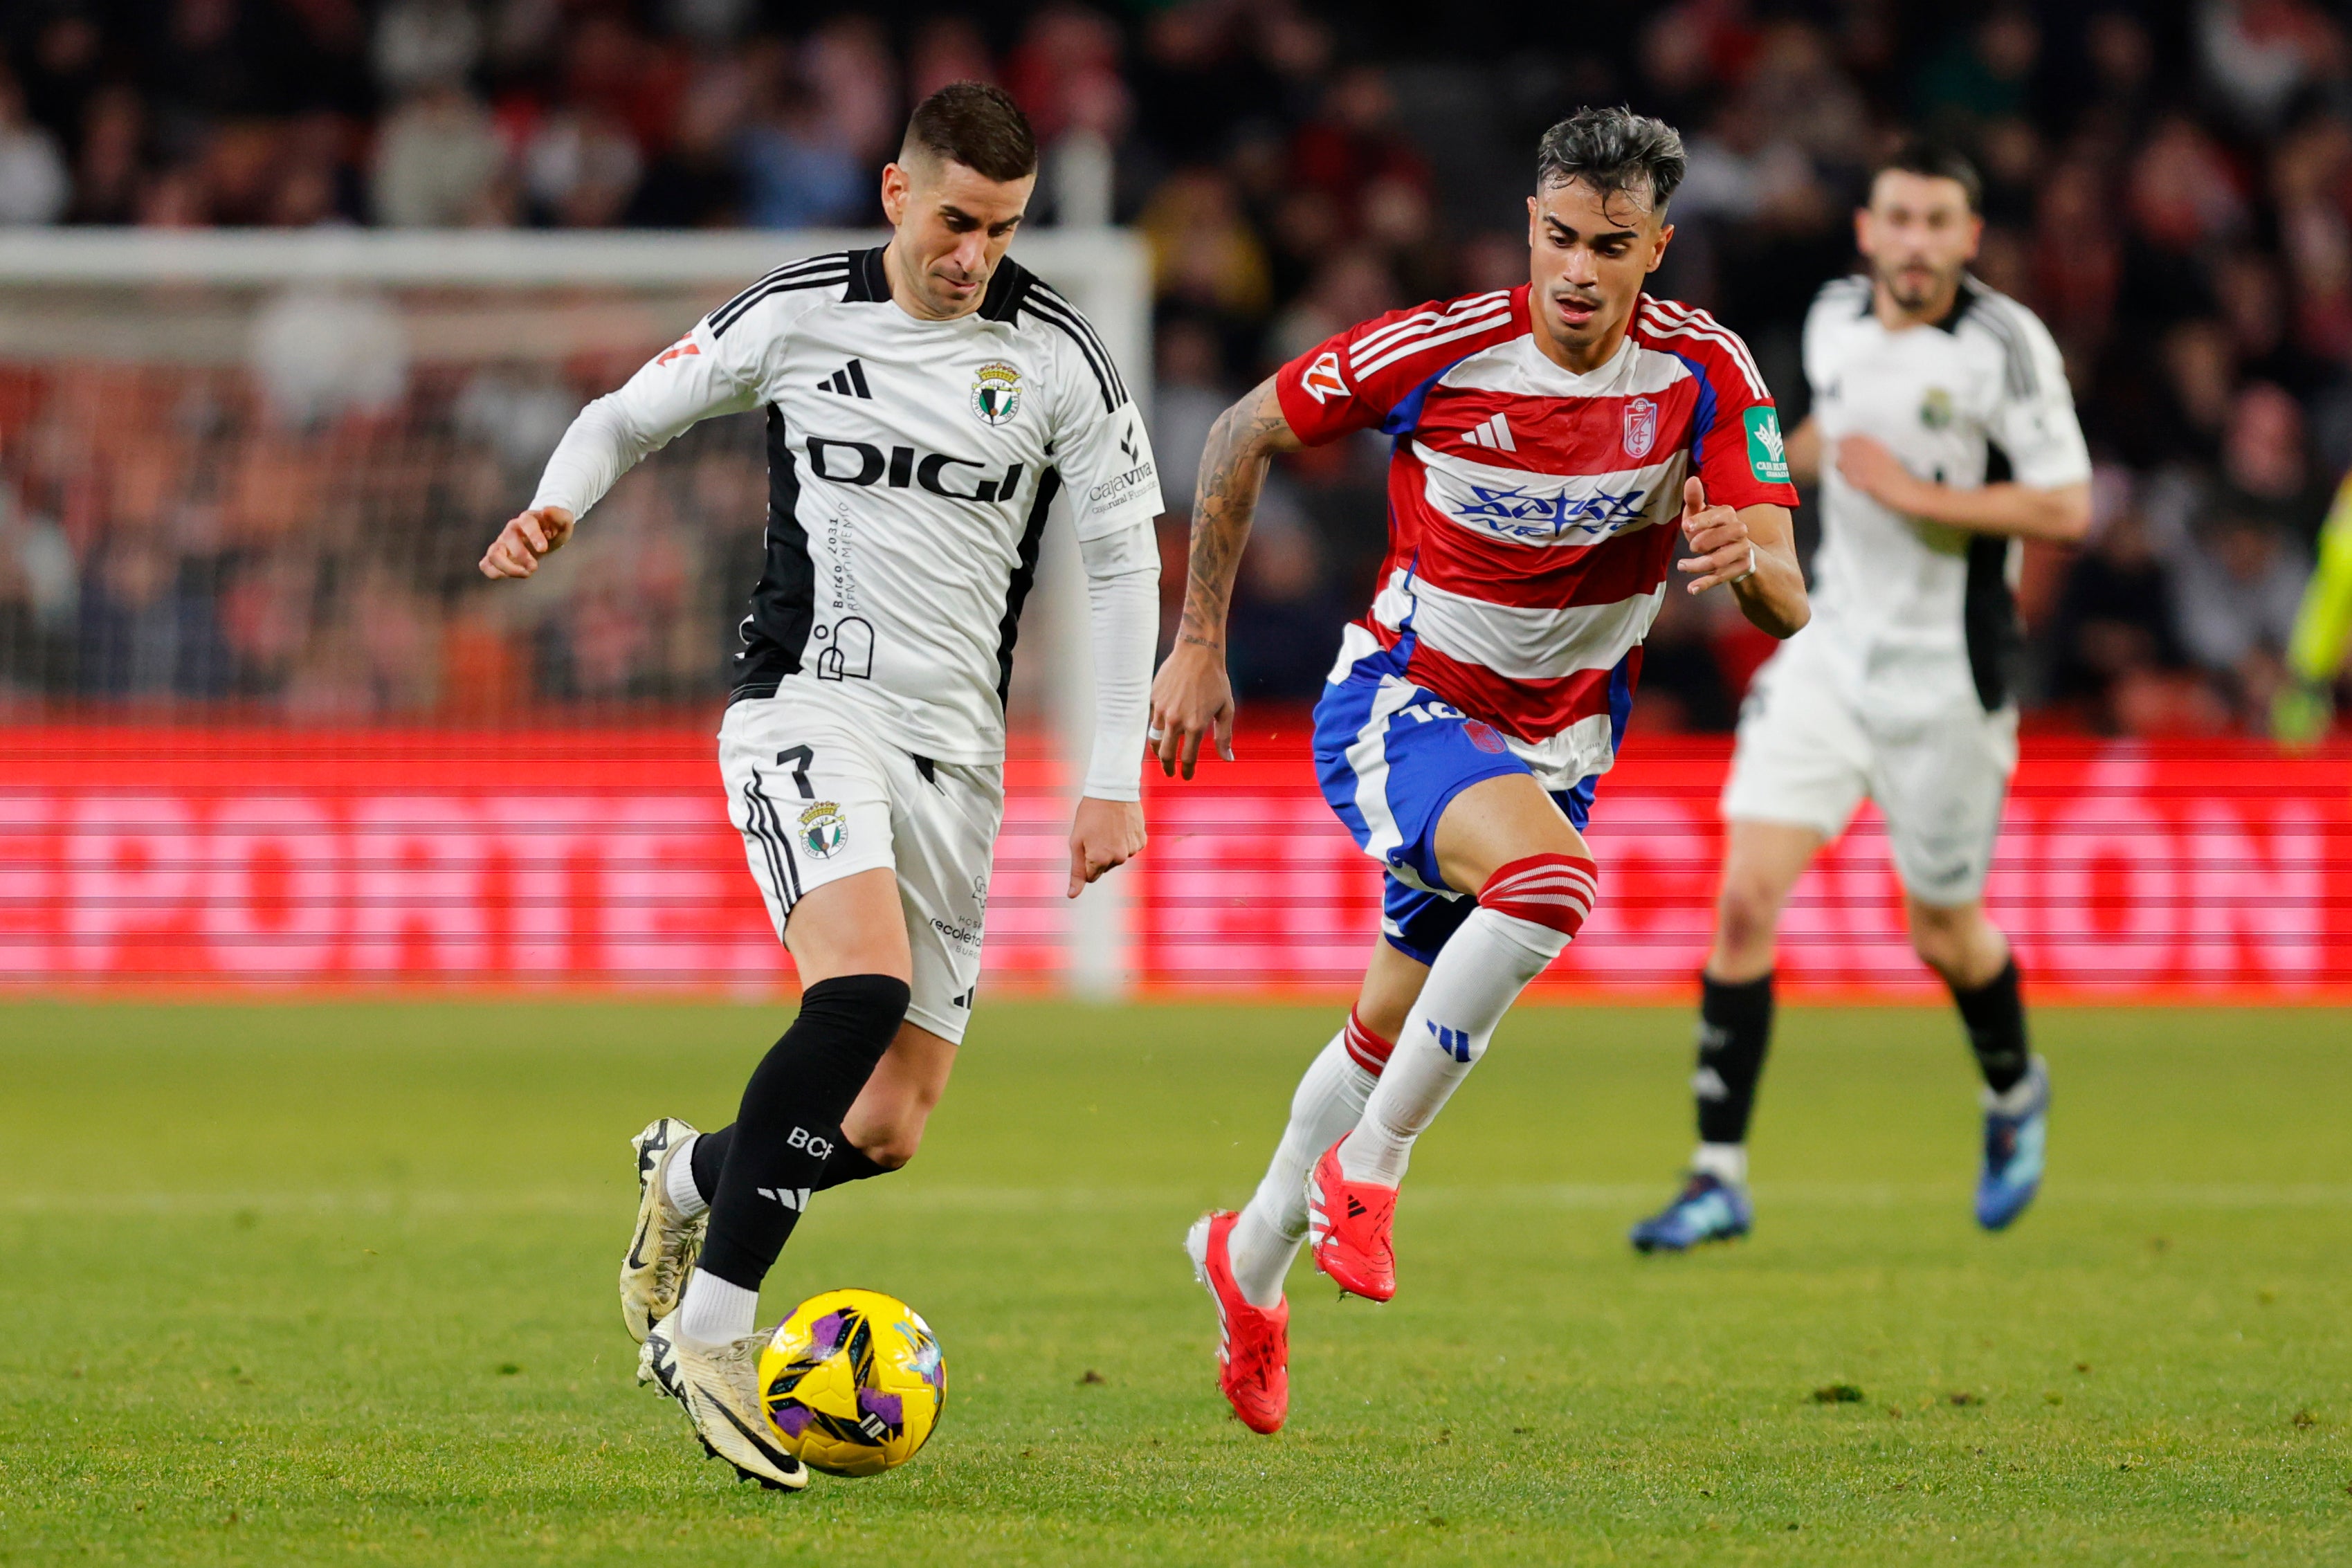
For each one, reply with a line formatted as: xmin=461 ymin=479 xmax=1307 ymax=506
xmin=719 ymin=690 xmax=1002 ymax=1044
xmin=1722 ymin=634 xmax=2018 ymax=906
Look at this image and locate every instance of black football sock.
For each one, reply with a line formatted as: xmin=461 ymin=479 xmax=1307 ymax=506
xmin=697 ymin=974 xmax=909 ymax=1291
xmin=814 ymin=1144 xmax=890 ymax=1188
xmin=689 ymin=1121 xmax=727 ymax=1204
xmin=688 ymin=1124 xmax=892 ymax=1201
xmin=1695 ymin=971 xmax=1774 ymax=1147
xmin=1950 ymin=957 xmax=2030 ymax=1095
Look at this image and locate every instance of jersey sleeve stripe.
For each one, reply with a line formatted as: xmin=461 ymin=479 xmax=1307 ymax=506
xmin=1352 ymin=302 xmax=1517 ymax=379
xmin=1024 ymin=284 xmax=1129 ymax=403
xmin=709 ymin=254 xmax=850 ymax=331
xmin=1969 ymin=296 xmax=2041 ymax=400
xmin=1637 ymin=300 xmax=1769 ymax=400
xmin=1637 ymin=298 xmax=1769 ymax=399
xmin=710 ymin=255 xmax=844 ymax=321
xmin=1349 ymin=291 xmax=1512 ymax=365
xmin=1814 ymin=275 xmax=1870 ymax=313
xmin=1022 ymin=291 xmax=1127 ymax=412
xmin=709 ymin=266 xmax=851 ymax=338
xmin=1641 ymin=298 xmax=1769 ymax=396
xmin=1027 ymin=282 xmax=1127 ymax=391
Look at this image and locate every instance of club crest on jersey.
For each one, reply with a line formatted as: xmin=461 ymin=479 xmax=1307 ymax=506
xmin=1299 ymin=350 xmax=1349 ymax=404
xmin=1920 ymin=386 xmax=1954 ymax=430
xmin=970 ymin=361 xmax=1022 ymax=426
xmin=799 ymin=802 xmax=848 ymax=859
xmin=1623 ymin=396 xmax=1658 ymax=460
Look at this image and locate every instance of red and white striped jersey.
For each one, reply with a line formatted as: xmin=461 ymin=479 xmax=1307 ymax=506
xmin=1275 ymin=284 xmax=1798 ymax=787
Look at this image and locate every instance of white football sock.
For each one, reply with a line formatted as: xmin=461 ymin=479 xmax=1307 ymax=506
xmin=1340 ymin=906 xmax=1568 ymax=1187
xmin=665 ymin=1132 xmax=709 ymax=1219
xmin=1692 ymin=1142 xmax=1748 ymax=1185
xmin=672 ymin=1268 xmax=758 ymax=1346
xmin=1228 ymin=1017 xmax=1385 ymax=1307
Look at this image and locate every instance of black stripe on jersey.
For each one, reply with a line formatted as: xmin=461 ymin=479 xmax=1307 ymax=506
xmin=1027 ymin=282 xmax=1129 ymax=403
xmin=1962 ymin=535 xmax=2023 ymax=711
xmin=992 ymin=467 xmax=1064 ymax=707
xmin=978 ymin=257 xmax=1032 ymax=322
xmin=1021 ymin=289 xmax=1126 ymax=412
xmin=1818 ymin=273 xmax=1872 ymax=318
xmin=709 ymin=253 xmax=848 ymax=326
xmin=1963 ymin=444 xmax=2023 ymax=711
xmin=1970 ymin=297 xmax=2041 ymax=401
xmin=711 ymin=256 xmax=850 ymax=338
xmin=1942 ymin=278 xmax=2039 ymax=401
xmin=847 ymin=247 xmax=888 ymax=304
xmin=743 ymin=772 xmax=801 ymax=909
xmin=706 ymin=255 xmax=840 ymax=330
xmin=729 ymin=406 xmax=817 ymax=702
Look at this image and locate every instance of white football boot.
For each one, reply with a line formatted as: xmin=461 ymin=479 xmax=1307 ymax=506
xmin=620 ymin=1118 xmax=705 ymax=1344
xmin=639 ymin=1317 xmax=810 ymax=1490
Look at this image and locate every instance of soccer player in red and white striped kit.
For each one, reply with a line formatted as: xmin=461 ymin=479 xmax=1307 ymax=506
xmin=1150 ymin=107 xmax=1814 ymax=1433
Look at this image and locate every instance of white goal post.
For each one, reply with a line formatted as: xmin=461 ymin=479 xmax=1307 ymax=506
xmin=0 ymin=227 xmax=1154 ymax=999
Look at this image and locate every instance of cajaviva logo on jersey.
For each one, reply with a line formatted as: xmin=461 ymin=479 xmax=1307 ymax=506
xmin=1744 ymin=407 xmax=1789 ymax=483
xmin=803 ymin=436 xmax=1025 ymax=503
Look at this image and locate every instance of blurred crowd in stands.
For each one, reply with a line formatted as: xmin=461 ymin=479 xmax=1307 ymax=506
xmin=1 ymin=0 xmax=2349 ymax=738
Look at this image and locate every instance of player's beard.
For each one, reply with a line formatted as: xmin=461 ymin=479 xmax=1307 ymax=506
xmin=1878 ymin=257 xmax=1960 ymax=315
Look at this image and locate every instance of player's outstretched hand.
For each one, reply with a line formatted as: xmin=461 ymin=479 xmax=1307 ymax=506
xmin=1068 ymin=796 xmax=1147 ymax=899
xmin=1675 ymin=477 xmax=1756 ymax=594
xmin=479 ymin=505 xmax=576 ymax=579
xmin=1147 ymin=639 xmax=1237 ymax=780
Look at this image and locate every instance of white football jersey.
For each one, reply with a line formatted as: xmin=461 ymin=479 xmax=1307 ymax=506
xmin=1801 ymin=273 xmax=2089 ymax=708
xmin=533 ymin=246 xmax=1163 ymax=766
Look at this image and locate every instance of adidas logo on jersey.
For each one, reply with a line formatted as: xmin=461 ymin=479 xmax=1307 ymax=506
xmin=1462 ymin=412 xmax=1517 ymax=453
xmin=817 ymin=358 xmax=873 ymax=398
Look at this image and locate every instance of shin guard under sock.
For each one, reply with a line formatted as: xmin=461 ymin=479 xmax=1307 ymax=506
xmin=1950 ymin=958 xmax=2029 ymax=1095
xmin=697 ymin=974 xmax=909 ymax=1291
xmin=1694 ymin=972 xmax=1774 ymax=1146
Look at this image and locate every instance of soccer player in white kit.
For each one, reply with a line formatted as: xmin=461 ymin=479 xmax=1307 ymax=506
xmin=477 ymin=85 xmax=1163 ymax=1488
xmin=1630 ymin=142 xmax=2092 ymax=1254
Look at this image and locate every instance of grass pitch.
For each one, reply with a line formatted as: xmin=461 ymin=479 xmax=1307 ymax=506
xmin=4 ymin=999 xmax=2348 ymax=1566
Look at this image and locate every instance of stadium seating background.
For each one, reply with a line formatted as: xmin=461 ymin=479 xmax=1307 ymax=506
xmin=1 ymin=1 xmax=2350 ymax=738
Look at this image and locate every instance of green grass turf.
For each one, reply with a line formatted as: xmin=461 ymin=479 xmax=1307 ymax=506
xmin=3 ymin=1001 xmax=2348 ymax=1566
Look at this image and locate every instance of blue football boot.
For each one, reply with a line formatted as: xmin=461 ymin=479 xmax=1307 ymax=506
xmin=1629 ymin=1171 xmax=1753 ymax=1253
xmin=1975 ymin=1056 xmax=2049 ymax=1232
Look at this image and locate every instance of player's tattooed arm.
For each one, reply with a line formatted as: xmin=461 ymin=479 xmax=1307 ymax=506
xmin=1177 ymin=376 xmax=1307 ymax=653
xmin=1147 ymin=376 xmax=1307 ymax=778
xmin=1677 ymin=480 xmax=1809 ymax=639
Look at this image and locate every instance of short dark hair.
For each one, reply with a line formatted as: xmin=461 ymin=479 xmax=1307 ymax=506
xmin=1535 ymin=106 xmax=1687 ymax=215
xmin=1872 ymin=138 xmax=1982 ymax=212
xmin=902 ymin=82 xmax=1038 ymax=183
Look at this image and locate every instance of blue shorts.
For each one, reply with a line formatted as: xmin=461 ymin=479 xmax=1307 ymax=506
xmin=1313 ymin=631 xmax=1603 ymax=967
